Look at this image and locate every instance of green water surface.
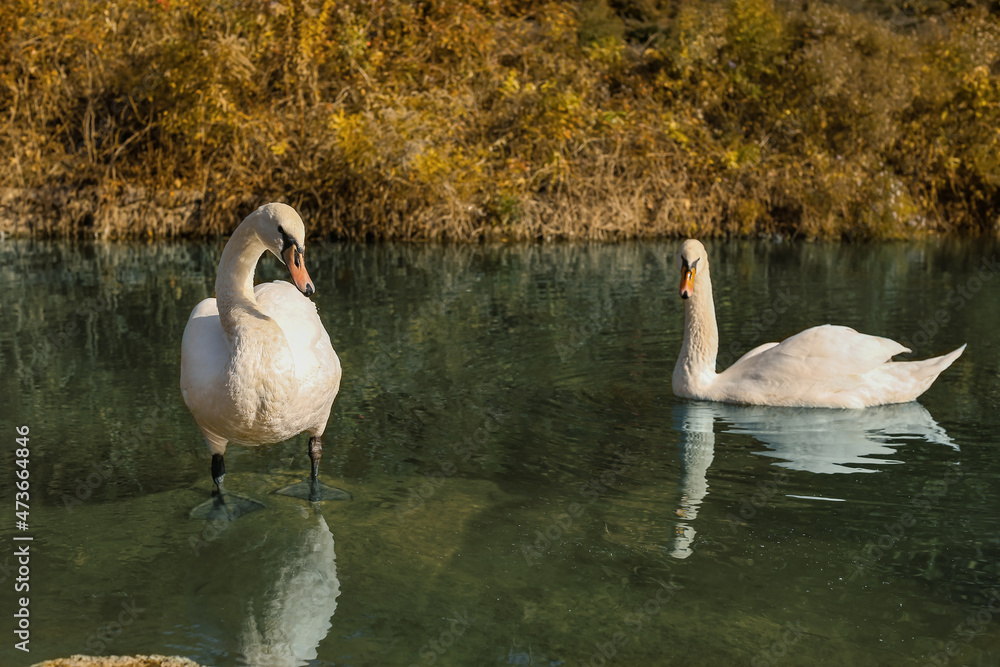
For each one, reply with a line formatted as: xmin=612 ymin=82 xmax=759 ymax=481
xmin=1 ymin=239 xmax=998 ymax=666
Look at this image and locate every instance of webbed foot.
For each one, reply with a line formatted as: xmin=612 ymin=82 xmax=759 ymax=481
xmin=190 ymin=492 xmax=266 ymax=521
xmin=274 ymin=479 xmax=352 ymax=502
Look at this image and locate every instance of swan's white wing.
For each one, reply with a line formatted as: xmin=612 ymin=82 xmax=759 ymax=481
xmin=729 ymin=325 xmax=908 ymax=376
xmin=715 ymin=325 xmax=912 ymax=407
xmin=730 ymin=341 xmax=779 ymax=365
xmin=179 ymin=298 xmax=234 ymax=450
xmin=180 ymin=299 xmax=229 ymax=404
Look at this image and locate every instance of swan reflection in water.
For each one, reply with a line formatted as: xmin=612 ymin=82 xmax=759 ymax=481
xmin=238 ymin=508 xmax=341 ymax=666
xmin=670 ymin=400 xmax=956 ymax=559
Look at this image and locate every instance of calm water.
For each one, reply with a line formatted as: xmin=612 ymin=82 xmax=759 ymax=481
xmin=1 ymin=238 xmax=999 ymax=667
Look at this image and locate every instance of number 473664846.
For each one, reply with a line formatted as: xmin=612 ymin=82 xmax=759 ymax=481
xmin=15 ymin=425 xmax=29 ymax=522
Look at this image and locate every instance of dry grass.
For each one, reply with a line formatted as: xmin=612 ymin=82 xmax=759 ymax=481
xmin=2 ymin=0 xmax=999 ymax=240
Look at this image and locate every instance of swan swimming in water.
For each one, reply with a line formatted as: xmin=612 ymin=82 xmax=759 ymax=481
xmin=180 ymin=203 xmax=348 ymax=518
xmin=672 ymin=239 xmax=965 ymax=408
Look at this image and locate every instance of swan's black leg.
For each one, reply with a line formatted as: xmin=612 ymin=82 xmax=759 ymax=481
xmin=274 ymin=435 xmax=352 ymax=502
xmin=190 ymin=451 xmax=265 ymax=520
xmin=211 ymin=453 xmax=226 ymax=496
xmin=308 ymin=435 xmax=323 ymax=499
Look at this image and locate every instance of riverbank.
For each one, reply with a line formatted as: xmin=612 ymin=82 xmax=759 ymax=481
xmin=31 ymin=656 xmax=203 ymax=667
xmin=3 ymin=0 xmax=999 ymax=240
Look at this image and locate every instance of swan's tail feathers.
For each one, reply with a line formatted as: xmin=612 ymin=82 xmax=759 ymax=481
xmin=920 ymin=343 xmax=967 ymax=377
xmin=896 ymin=343 xmax=966 ymax=401
xmin=872 ymin=343 xmax=966 ymax=407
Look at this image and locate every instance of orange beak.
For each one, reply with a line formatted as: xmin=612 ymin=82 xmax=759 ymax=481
xmin=679 ymin=266 xmax=695 ymax=300
xmin=282 ymin=244 xmax=315 ymax=297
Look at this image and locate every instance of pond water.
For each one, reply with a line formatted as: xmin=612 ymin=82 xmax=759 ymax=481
xmin=1 ymin=238 xmax=999 ymax=667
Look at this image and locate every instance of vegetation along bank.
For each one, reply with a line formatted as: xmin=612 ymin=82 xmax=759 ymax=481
xmin=3 ymin=0 xmax=1000 ymax=240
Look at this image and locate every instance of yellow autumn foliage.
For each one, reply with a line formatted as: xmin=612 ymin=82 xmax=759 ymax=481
xmin=2 ymin=0 xmax=999 ymax=240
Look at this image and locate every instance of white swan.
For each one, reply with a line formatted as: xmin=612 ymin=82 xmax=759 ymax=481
xmin=672 ymin=239 xmax=965 ymax=408
xmin=181 ymin=203 xmax=347 ymax=518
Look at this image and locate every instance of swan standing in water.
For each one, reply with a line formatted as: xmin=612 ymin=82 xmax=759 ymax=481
xmin=672 ymin=239 xmax=965 ymax=408
xmin=181 ymin=203 xmax=348 ymax=519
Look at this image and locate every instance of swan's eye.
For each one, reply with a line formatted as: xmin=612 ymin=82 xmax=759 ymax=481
xmin=278 ymin=227 xmax=297 ymax=254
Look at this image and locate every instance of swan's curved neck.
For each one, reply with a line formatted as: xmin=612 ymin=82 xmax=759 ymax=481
xmin=216 ymin=221 xmax=266 ymax=335
xmin=675 ymin=267 xmax=719 ymax=394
